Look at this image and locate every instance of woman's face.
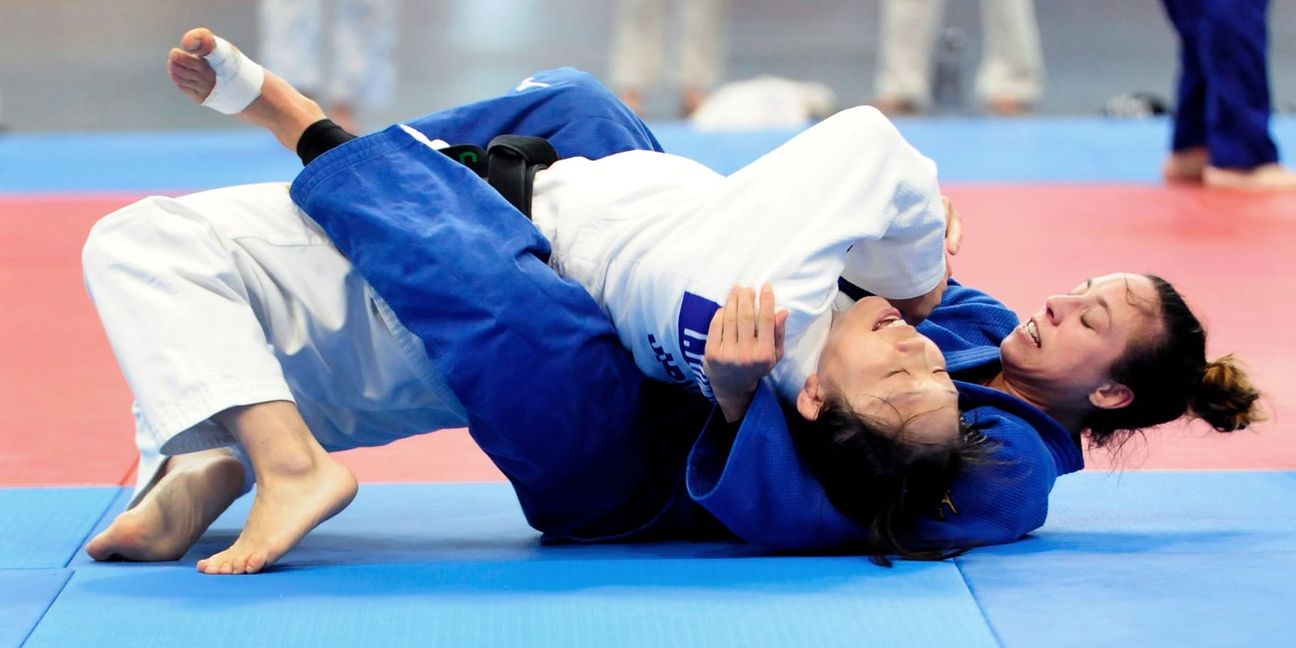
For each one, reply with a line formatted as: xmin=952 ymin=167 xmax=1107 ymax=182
xmin=1000 ymin=273 xmax=1162 ymax=411
xmin=806 ymin=296 xmax=960 ymax=447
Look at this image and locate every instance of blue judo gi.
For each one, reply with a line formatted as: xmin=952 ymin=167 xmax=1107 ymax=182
xmin=1163 ymin=0 xmax=1281 ymax=168
xmin=292 ymin=68 xmax=1079 ymax=552
xmin=709 ymin=281 xmax=1085 ymax=550
xmin=292 ymin=69 xmax=706 ymax=542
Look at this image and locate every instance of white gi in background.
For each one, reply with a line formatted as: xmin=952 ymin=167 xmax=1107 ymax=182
xmin=527 ymin=106 xmax=947 ymax=403
xmin=82 ymin=183 xmax=468 ymax=503
xmin=875 ymin=0 xmax=1045 ymax=109
xmin=258 ymin=0 xmax=399 ymax=114
xmin=609 ymin=0 xmax=725 ymax=96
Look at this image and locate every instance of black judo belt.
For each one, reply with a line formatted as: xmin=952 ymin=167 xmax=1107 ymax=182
xmin=439 ymin=135 xmax=559 ymax=219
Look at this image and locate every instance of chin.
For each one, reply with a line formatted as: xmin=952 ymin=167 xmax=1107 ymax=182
xmin=998 ymin=337 xmax=1029 ymax=372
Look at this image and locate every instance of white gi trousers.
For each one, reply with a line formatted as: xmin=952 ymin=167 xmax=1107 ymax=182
xmin=257 ymin=0 xmax=399 ymax=111
xmin=609 ymin=0 xmax=725 ymax=91
xmin=874 ymin=0 xmax=1045 ymax=107
xmin=82 ymin=183 xmax=467 ymax=503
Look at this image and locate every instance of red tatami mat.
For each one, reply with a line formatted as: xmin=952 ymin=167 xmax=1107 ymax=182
xmin=945 ymin=185 xmax=1295 ymax=470
xmin=2 ymin=185 xmax=1293 ymax=486
xmin=0 ymin=195 xmax=502 ymax=486
xmin=2 ymin=196 xmax=141 ymax=485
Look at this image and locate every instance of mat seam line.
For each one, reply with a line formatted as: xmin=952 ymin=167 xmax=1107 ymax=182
xmin=116 ymin=457 xmax=136 ymax=487
xmin=18 ymin=568 xmax=75 ymax=647
xmin=954 ymin=557 xmax=1007 ymax=648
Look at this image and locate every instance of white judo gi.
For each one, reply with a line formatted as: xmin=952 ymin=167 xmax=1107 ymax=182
xmin=83 ymin=183 xmax=469 ymax=502
xmin=528 ymin=105 xmax=947 ymax=403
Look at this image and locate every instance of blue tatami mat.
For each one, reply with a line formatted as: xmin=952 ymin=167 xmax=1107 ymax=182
xmin=958 ymin=551 xmax=1296 ymax=647
xmin=957 ymin=471 xmax=1296 ymax=647
xmin=0 ymin=569 xmax=71 ymax=648
xmin=976 ymin=470 xmax=1296 ymax=556
xmin=69 ymin=483 xmax=767 ymax=570
xmin=0 ymin=487 xmax=117 ymax=568
xmin=0 ymin=131 xmax=299 ymax=194
xmin=28 ymin=559 xmax=995 ymax=648
xmin=5 ymin=117 xmax=1294 ymax=192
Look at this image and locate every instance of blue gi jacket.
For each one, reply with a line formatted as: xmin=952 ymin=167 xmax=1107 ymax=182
xmin=913 ymin=281 xmax=1084 ymax=547
xmin=689 ymin=281 xmax=1085 ymax=550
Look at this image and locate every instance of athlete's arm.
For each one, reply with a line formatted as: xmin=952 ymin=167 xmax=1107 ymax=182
xmin=889 ymin=195 xmax=962 ymax=323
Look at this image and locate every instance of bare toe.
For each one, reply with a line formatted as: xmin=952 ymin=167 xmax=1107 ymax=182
xmin=181 ymin=28 xmax=217 ymax=57
xmin=169 ymin=49 xmax=208 ymax=73
xmin=168 ymin=46 xmax=215 ymax=103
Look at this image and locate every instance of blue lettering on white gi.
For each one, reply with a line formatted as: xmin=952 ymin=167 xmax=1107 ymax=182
xmin=647 ymin=334 xmax=689 ymax=383
xmin=678 ymin=292 xmax=720 ymax=399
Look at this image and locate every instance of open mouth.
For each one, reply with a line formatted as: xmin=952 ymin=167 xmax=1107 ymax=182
xmin=1024 ymin=319 xmax=1041 ymax=348
xmin=874 ymin=307 xmax=908 ymax=331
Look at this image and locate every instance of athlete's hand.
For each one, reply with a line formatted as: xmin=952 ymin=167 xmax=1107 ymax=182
xmin=704 ymin=284 xmax=789 ymax=423
xmin=943 ymin=195 xmax=962 ymax=258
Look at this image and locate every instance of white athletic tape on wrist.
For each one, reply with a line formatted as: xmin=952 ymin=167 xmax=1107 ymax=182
xmin=200 ymin=37 xmax=265 ymax=115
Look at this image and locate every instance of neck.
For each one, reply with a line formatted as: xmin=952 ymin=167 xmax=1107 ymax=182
xmin=982 ymin=370 xmax=1087 ymax=433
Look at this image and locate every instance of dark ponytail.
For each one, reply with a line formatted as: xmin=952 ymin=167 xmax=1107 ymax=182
xmin=1191 ymin=354 xmax=1265 ymax=432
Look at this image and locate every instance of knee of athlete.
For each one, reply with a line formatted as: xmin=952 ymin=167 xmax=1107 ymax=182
xmin=82 ymin=197 xmax=184 ymax=280
xmin=82 ymin=206 xmax=145 ymax=280
xmin=789 ymin=389 xmax=994 ymax=560
xmin=837 ymin=104 xmax=903 ymax=140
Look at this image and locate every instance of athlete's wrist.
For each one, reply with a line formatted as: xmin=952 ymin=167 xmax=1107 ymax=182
xmin=713 ymin=387 xmax=755 ymax=423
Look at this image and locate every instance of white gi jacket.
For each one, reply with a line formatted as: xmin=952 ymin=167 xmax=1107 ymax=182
xmin=529 ymin=106 xmax=947 ymax=402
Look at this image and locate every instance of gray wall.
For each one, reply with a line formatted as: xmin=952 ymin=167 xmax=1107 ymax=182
xmin=0 ymin=0 xmax=1292 ymax=131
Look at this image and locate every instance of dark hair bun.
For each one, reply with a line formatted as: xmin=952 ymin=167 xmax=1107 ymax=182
xmin=1191 ymin=354 xmax=1265 ymax=432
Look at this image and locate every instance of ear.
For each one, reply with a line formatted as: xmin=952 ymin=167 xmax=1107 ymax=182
xmin=1088 ymin=381 xmax=1134 ymax=411
xmin=797 ymin=374 xmax=827 ymax=421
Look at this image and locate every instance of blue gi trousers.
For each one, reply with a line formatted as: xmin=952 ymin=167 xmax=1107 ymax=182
xmin=1163 ymin=0 xmax=1279 ymax=168
xmin=290 ymin=69 xmax=711 ymax=542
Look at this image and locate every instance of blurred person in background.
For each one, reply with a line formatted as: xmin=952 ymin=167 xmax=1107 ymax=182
xmin=1160 ymin=0 xmax=1296 ymax=190
xmin=872 ymin=0 xmax=1044 ymax=115
xmin=259 ymin=0 xmax=399 ymax=132
xmin=608 ymin=0 xmax=725 ymax=116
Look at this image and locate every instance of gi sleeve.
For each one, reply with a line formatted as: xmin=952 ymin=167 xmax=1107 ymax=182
xmin=821 ymin=107 xmax=947 ymax=301
xmin=909 ymin=404 xmax=1059 ymax=549
xmin=918 ymin=280 xmax=1022 ymax=370
xmin=686 ymin=383 xmax=871 ymax=550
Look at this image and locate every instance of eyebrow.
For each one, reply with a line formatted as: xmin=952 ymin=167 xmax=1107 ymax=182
xmin=891 ymin=385 xmax=960 ymax=399
xmin=1082 ymin=279 xmax=1113 ymax=321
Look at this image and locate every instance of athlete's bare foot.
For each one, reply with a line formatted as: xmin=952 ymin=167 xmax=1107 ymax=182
xmin=1163 ymin=147 xmax=1209 ymax=184
xmin=681 ymin=87 xmax=707 ymax=118
xmin=168 ymin=27 xmax=327 ymax=149
xmin=872 ymin=96 xmax=921 ymax=116
xmin=619 ymin=89 xmax=644 ymax=115
xmin=987 ymin=96 xmax=1030 ymax=116
xmin=196 ymin=401 xmax=357 ymax=575
xmin=86 ymin=449 xmax=246 ymax=562
xmin=197 ymin=456 xmax=356 ymax=574
xmin=1203 ymin=163 xmax=1296 ymax=192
